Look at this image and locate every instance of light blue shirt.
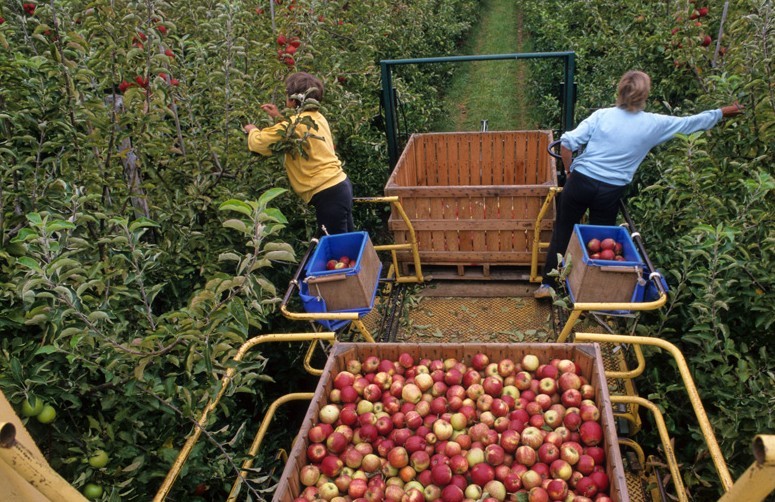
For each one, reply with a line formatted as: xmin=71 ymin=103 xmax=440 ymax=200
xmin=561 ymin=107 xmax=723 ymax=186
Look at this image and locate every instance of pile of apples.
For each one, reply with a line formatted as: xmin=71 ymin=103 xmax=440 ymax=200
xmin=293 ymin=352 xmax=614 ymax=502
xmin=326 ymin=256 xmax=352 ymax=270
xmin=586 ymin=238 xmax=626 ymax=262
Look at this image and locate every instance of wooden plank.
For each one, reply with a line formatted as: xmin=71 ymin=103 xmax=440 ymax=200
xmin=480 ymin=133 xmax=493 ymax=186
xmin=380 ymin=186 xmax=551 ymax=197
xmin=393 ymin=247 xmax=549 ymax=264
xmin=429 ymin=138 xmax=446 ymax=252
xmin=389 ymin=219 xmax=552 ymax=231
xmin=458 ymin=134 xmax=472 ymax=185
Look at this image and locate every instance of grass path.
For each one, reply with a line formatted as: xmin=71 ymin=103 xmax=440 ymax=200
xmin=434 ymin=0 xmax=536 ymax=132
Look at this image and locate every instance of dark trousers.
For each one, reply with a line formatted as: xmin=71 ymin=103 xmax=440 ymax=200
xmin=309 ymin=177 xmax=354 ymax=236
xmin=542 ymin=171 xmax=628 ymax=285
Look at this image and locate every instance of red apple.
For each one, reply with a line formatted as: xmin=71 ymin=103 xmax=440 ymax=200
xmin=537 ymin=443 xmax=560 ymax=464
xmin=579 ymin=421 xmax=603 ymax=447
xmin=589 ymin=470 xmax=610 ymax=492
xmin=306 ymin=443 xmax=327 ymax=463
xmin=586 ymin=239 xmax=601 ymax=254
xmin=515 ymin=445 xmax=537 ymax=467
xmin=431 ymin=463 xmax=453 ymax=486
xmin=549 ymin=459 xmax=572 ymax=480
xmin=600 ymin=238 xmax=616 ymax=251
xmin=599 ymin=249 xmax=615 ymax=260
xmin=575 ymin=477 xmax=598 ymax=498
xmin=584 ymin=446 xmax=606 ymax=466
xmin=470 ymin=462 xmax=495 ymax=486
xmin=521 ymin=426 xmax=544 ymax=449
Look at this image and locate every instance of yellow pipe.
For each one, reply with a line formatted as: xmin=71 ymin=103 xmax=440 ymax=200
xmin=0 ymin=422 xmax=88 ymax=501
xmin=617 ymin=437 xmax=646 ymax=468
xmin=530 ymin=187 xmax=561 ymax=283
xmin=556 ymin=309 xmax=583 ymax=343
xmin=719 ymin=435 xmax=775 ymax=502
xmin=351 ymin=319 xmax=375 ymax=343
xmin=281 ymin=304 xmax=360 ymax=323
xmin=227 ymin=393 xmax=314 ymax=501
xmin=556 ymin=293 xmax=667 ymax=343
xmin=303 ymin=340 xmax=324 ymax=376
xmin=605 ymin=343 xmax=646 ymax=380
xmin=154 ymin=332 xmax=335 ymax=501
xmin=610 ymin=396 xmax=688 ymax=502
xmin=575 ymin=333 xmax=734 ymax=491
xmin=355 ymin=196 xmax=424 ymax=283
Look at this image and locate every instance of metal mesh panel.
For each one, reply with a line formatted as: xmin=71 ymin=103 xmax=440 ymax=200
xmin=395 ymin=296 xmax=554 ymax=343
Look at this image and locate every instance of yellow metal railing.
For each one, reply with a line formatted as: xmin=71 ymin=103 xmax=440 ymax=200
xmin=354 ymin=196 xmax=424 ymax=285
xmin=226 ymin=393 xmax=314 ymax=501
xmin=530 ymin=187 xmax=562 ymax=283
xmin=556 ymin=293 xmax=667 ymax=343
xmin=154 ymin=332 xmax=335 ymax=501
xmin=575 ymin=333 xmax=734 ymax=497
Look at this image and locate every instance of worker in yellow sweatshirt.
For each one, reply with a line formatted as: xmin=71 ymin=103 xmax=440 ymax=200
xmin=244 ymin=72 xmax=354 ymax=235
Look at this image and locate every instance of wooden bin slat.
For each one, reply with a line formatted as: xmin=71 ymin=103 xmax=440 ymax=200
xmin=385 ymin=131 xmax=556 ymax=271
xmin=273 ymin=343 xmax=629 ymax=502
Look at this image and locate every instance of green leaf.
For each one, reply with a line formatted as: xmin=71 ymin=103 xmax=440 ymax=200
xmin=45 ymin=220 xmax=76 ymax=232
xmin=264 ymin=250 xmax=296 ymax=263
xmin=219 ymin=200 xmax=255 ymax=217
xmin=129 ymin=218 xmax=160 ymax=232
xmin=258 ymin=188 xmax=287 ymax=206
xmin=222 ymin=219 xmax=248 ymax=233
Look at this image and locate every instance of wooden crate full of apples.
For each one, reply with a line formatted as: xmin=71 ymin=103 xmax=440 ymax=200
xmin=273 ymin=343 xmax=628 ymax=502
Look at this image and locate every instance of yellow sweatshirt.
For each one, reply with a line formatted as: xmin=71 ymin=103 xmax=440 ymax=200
xmin=247 ymin=110 xmax=347 ymax=203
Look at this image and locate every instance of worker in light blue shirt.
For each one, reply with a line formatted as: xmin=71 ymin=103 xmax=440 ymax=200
xmin=535 ymin=70 xmax=744 ymax=299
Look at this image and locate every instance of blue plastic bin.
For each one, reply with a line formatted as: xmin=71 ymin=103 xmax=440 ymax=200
xmin=565 ymin=225 xmax=645 ymax=304
xmin=300 ymin=232 xmax=382 ymax=329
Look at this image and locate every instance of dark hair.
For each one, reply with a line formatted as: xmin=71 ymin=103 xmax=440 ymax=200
xmin=285 ymin=72 xmax=324 ymax=103
xmin=616 ymin=70 xmax=650 ymax=112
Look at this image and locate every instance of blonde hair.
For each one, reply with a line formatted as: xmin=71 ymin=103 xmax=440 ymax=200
xmin=616 ymin=71 xmax=651 ymax=111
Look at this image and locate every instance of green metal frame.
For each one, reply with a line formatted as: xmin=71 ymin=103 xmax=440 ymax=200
xmin=380 ymin=51 xmax=577 ymax=168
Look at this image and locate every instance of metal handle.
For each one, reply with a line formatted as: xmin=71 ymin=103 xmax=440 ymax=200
xmin=599 ymin=265 xmax=640 ymax=273
xmin=306 ymin=273 xmax=347 ymax=284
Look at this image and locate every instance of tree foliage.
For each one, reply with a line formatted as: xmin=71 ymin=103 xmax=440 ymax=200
xmin=0 ymin=0 xmax=478 ymax=498
xmin=524 ymin=0 xmax=774 ymax=498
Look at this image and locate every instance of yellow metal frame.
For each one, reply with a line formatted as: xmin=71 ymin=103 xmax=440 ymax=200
xmin=530 ymin=187 xmax=562 ymax=283
xmin=574 ymin=333 xmax=735 ymax=498
xmin=0 ymin=422 xmax=88 ymax=501
xmin=226 ymin=392 xmax=314 ymax=501
xmin=154 ymin=332 xmax=335 ymax=502
xmin=556 ymin=293 xmax=667 ymax=343
xmin=719 ymin=435 xmax=775 ymax=502
xmin=608 ymin=343 xmax=646 ymax=435
xmin=354 ymin=196 xmax=424 ymax=285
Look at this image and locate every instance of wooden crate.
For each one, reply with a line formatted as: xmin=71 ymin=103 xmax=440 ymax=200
xmin=273 ymin=343 xmax=629 ymax=502
xmin=565 ymin=225 xmax=644 ymax=304
xmin=384 ymin=131 xmax=557 ymax=275
xmin=302 ymin=232 xmax=382 ymax=312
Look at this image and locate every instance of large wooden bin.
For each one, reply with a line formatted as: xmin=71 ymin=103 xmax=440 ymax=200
xmin=273 ymin=343 xmax=629 ymax=502
xmin=384 ymin=131 xmax=557 ymax=276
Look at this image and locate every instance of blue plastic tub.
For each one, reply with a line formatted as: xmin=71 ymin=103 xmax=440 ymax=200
xmin=300 ymin=232 xmax=382 ymax=330
xmin=565 ymin=224 xmax=645 ymax=304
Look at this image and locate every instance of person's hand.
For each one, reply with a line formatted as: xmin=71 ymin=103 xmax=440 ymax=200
xmin=721 ymin=102 xmax=744 ymax=117
xmin=243 ymin=124 xmax=257 ymax=134
xmin=261 ymin=103 xmax=281 ymax=118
